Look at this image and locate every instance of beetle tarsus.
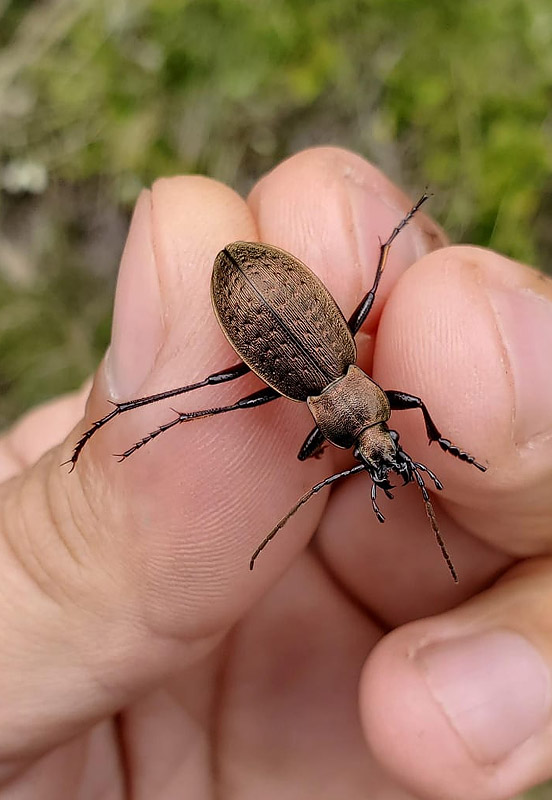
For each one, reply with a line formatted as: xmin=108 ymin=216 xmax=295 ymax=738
xmin=438 ymin=438 xmax=486 ymax=471
xmin=371 ymin=483 xmax=386 ymax=522
xmin=68 ymin=408 xmax=120 ymax=467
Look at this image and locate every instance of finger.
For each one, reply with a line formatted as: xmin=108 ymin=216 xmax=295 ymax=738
xmin=220 ymin=554 xmax=393 ymax=796
xmin=249 ymin=146 xmax=447 ymax=335
xmin=376 ymin=245 xmax=552 ymax=549
xmin=361 ymin=557 xmax=552 ymax=799
xmin=316 ymin=246 xmax=552 ymax=622
xmin=0 ymin=178 xmax=262 ymax=767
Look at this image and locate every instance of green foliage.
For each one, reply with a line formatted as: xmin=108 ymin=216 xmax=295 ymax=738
xmin=0 ymin=0 xmax=551 ymax=424
xmin=0 ymin=264 xmax=112 ymax=425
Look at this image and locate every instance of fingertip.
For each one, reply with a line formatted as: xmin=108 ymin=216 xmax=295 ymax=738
xmin=361 ymin=567 xmax=552 ymax=800
xmin=148 ymin=175 xmax=258 ymax=365
xmin=360 ymin=622 xmax=524 ymax=800
xmin=248 ymin=146 xmax=447 ymax=331
xmin=107 ymin=189 xmax=163 ymax=399
xmin=374 ymin=247 xmax=508 ymax=469
xmin=373 ymin=246 xmax=552 ymax=552
xmin=375 ymin=244 xmax=552 ymax=465
xmin=360 ymin=627 xmax=469 ymax=800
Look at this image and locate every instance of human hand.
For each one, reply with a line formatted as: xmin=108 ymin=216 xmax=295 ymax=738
xmin=1 ymin=147 xmax=551 ymax=799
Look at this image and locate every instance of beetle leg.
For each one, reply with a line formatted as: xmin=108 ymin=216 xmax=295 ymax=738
xmin=250 ymin=463 xmax=365 ymax=569
xmin=115 ymin=387 xmax=280 ymax=461
xmin=297 ymin=426 xmax=327 ymax=461
xmin=348 ymin=193 xmax=430 ymax=336
xmin=370 ymin=483 xmax=385 ymax=523
xmin=386 ymin=390 xmax=487 ymax=472
xmin=66 ymin=361 xmax=251 ymax=469
xmin=413 ymin=460 xmax=443 ymax=491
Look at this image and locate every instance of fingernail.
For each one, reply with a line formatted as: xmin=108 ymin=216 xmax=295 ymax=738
xmin=106 ymin=189 xmax=164 ymax=398
xmin=417 ymin=630 xmax=551 ymax=764
xmin=485 ymin=279 xmax=552 ymax=443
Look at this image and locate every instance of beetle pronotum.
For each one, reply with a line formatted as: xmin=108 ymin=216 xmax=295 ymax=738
xmin=69 ymin=194 xmax=486 ymax=581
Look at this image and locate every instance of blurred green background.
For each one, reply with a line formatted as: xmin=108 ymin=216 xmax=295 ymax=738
xmin=0 ymin=2 xmax=551 ymax=797
xmin=0 ymin=0 xmax=551 ymax=433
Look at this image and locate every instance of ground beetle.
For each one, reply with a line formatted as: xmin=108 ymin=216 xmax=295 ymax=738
xmin=69 ymin=194 xmax=486 ymax=581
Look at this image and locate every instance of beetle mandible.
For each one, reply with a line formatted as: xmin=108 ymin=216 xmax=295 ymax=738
xmin=69 ymin=193 xmax=486 ymax=581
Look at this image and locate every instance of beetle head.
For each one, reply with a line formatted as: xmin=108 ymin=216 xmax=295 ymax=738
xmin=354 ymin=424 xmax=441 ymax=492
xmin=353 ymin=424 xmax=456 ymax=581
xmin=353 ymin=424 xmax=406 ymax=490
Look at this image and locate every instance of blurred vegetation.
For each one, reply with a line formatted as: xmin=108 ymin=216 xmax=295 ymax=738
xmin=0 ymin=0 xmax=551 ymax=433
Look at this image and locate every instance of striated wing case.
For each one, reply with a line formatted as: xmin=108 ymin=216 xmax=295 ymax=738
xmin=211 ymin=241 xmax=356 ymax=401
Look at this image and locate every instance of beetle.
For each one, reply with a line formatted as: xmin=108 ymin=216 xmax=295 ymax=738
xmin=69 ymin=193 xmax=486 ymax=581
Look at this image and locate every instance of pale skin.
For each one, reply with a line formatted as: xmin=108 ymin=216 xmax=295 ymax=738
xmin=1 ymin=147 xmax=552 ymax=799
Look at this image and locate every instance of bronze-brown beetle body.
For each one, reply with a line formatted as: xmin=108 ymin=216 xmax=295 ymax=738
xmin=70 ymin=195 xmax=486 ymax=581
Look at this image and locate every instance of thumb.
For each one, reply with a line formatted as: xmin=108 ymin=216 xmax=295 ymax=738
xmin=0 ymin=179 xmax=260 ymax=770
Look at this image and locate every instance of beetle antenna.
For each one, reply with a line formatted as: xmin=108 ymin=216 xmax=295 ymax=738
xmin=250 ymin=463 xmax=365 ymax=569
xmin=411 ymin=463 xmax=458 ymax=583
